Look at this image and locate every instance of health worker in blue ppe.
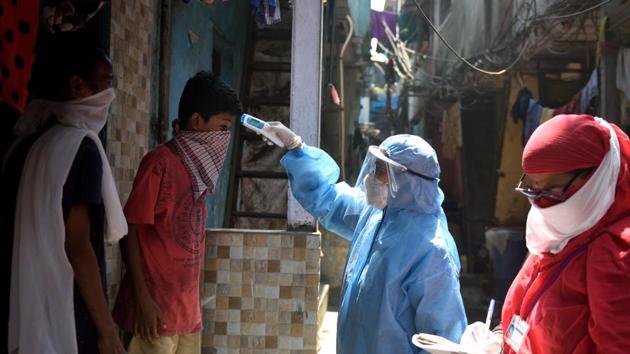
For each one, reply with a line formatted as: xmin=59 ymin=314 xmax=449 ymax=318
xmin=264 ymin=122 xmax=467 ymax=354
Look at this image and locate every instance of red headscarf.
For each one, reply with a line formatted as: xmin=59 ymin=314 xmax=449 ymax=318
xmin=502 ymin=114 xmax=630 ymax=353
xmin=523 ymin=114 xmax=612 ymax=174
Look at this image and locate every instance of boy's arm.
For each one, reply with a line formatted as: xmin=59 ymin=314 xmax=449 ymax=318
xmin=119 ymin=148 xmax=165 ymax=342
xmin=65 ymin=204 xmax=125 ymax=354
xmin=119 ymin=224 xmax=164 ymax=343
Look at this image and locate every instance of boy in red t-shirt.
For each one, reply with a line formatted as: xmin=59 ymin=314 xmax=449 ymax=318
xmin=113 ymin=71 xmax=241 ymax=354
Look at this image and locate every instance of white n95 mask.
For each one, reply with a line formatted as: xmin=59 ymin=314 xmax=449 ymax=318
xmin=364 ymin=174 xmax=388 ymax=210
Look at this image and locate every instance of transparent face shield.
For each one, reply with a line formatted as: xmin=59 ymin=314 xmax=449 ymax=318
xmin=355 ymin=145 xmax=435 ymax=199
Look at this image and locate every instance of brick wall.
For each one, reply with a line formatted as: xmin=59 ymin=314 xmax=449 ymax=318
xmin=204 ymin=229 xmax=321 ymax=354
xmin=105 ymin=0 xmax=156 ymax=301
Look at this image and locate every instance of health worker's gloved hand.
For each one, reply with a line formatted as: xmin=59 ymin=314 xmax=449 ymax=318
xmin=459 ymin=322 xmax=502 ymax=354
xmin=263 ymin=121 xmax=303 ymax=150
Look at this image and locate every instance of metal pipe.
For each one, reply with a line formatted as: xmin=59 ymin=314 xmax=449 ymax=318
xmin=338 ymin=14 xmax=353 ymax=181
xmin=327 ymin=0 xmax=337 ymax=84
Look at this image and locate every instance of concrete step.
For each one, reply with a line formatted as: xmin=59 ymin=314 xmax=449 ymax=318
xmin=317 ymin=311 xmax=337 ymax=354
xmin=318 ymin=283 xmax=330 ymax=331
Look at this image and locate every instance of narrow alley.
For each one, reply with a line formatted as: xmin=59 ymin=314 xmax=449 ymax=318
xmin=1 ymin=0 xmax=629 ymax=354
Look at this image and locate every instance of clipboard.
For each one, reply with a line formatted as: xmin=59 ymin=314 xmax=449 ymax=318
xmin=411 ymin=333 xmax=475 ymax=354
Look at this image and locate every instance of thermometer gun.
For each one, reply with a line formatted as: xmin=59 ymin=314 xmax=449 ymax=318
xmin=240 ymin=113 xmax=285 ymax=147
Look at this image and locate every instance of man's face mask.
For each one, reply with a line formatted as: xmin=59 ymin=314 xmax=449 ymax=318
xmin=364 ymin=174 xmax=388 ymax=210
xmin=54 ymin=87 xmax=116 ymax=133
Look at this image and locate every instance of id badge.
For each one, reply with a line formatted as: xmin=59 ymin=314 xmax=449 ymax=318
xmin=505 ymin=315 xmax=530 ymax=353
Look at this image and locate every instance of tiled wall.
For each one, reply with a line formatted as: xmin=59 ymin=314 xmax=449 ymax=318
xmin=203 ymin=229 xmax=321 ymax=354
xmin=107 ymin=0 xmax=154 ymax=199
xmin=319 ymin=228 xmax=348 ymax=304
xmin=105 ymin=0 xmax=156 ymax=301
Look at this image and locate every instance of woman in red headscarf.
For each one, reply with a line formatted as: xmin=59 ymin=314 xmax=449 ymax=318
xmin=501 ymin=114 xmax=630 ymax=354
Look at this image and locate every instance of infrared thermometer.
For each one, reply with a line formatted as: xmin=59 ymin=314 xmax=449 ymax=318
xmin=240 ymin=113 xmax=285 ymax=147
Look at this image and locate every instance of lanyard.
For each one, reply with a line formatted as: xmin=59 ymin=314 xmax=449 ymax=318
xmin=522 ymin=239 xmax=594 ymax=320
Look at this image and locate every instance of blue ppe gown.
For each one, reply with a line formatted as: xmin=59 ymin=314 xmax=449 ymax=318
xmin=280 ymin=134 xmax=467 ymax=354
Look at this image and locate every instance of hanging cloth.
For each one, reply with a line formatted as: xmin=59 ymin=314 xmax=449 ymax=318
xmin=370 ymin=10 xmax=397 ymax=44
xmin=265 ymin=0 xmax=281 ymax=25
xmin=347 ymin=0 xmax=371 ymax=37
xmin=511 ymin=87 xmax=533 ymax=124
xmin=398 ymin=11 xmax=418 ymax=43
xmin=617 ymin=47 xmax=630 ymax=100
xmin=553 ymin=92 xmax=580 ymax=116
xmin=523 ymin=99 xmax=543 ymax=146
xmin=579 ymin=70 xmax=599 ymax=114
xmin=251 ymin=0 xmax=281 ymax=26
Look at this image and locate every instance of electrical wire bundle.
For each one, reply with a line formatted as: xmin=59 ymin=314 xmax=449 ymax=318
xmin=401 ymin=0 xmax=610 ymax=95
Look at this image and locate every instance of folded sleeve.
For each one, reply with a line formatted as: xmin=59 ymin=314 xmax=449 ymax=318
xmin=123 ymin=151 xmax=164 ymax=225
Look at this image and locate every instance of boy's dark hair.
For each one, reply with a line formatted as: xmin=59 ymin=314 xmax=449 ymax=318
xmin=171 ymin=118 xmax=181 ymax=134
xmin=30 ymin=40 xmax=110 ymax=101
xmin=178 ymin=71 xmax=242 ymax=127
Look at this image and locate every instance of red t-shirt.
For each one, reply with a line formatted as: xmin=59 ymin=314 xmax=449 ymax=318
xmin=113 ymin=144 xmax=208 ymax=335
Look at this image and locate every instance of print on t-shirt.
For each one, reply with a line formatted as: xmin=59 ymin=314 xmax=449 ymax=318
xmin=172 ymin=191 xmax=205 ymax=257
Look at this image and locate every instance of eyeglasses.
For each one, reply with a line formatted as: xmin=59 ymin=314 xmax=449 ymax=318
xmin=514 ymin=172 xmax=582 ymax=202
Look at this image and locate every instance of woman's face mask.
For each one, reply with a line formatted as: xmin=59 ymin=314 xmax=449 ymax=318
xmin=364 ymin=174 xmax=388 ymax=210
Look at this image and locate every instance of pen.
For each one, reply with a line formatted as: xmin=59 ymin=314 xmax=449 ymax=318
xmin=485 ymin=298 xmax=496 ymax=330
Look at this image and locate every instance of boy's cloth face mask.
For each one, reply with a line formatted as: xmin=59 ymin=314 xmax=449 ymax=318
xmin=364 ymin=174 xmax=388 ymax=210
xmin=174 ymin=130 xmax=232 ymax=200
